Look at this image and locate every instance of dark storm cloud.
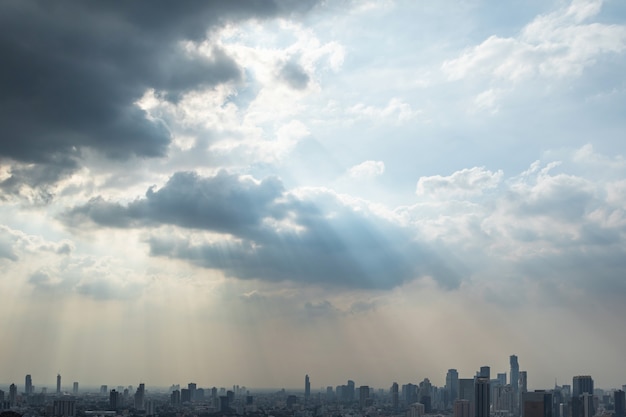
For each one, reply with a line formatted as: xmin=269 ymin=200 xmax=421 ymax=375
xmin=0 ymin=0 xmax=319 ymax=189
xmin=64 ymin=171 xmax=462 ymax=290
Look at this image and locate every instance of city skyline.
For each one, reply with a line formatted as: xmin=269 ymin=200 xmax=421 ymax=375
xmin=1 ymin=365 xmax=623 ymax=393
xmin=1 ymin=0 xmax=626 ymax=392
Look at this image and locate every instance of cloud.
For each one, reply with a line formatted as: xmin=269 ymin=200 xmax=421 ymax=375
xmin=279 ymin=61 xmax=311 ymax=90
xmin=442 ymin=0 xmax=626 ymax=81
xmin=348 ymin=160 xmax=385 ymax=179
xmin=0 ymin=1 xmax=320 ymax=193
xmin=416 ymin=166 xmax=503 ymax=198
xmin=63 ymin=171 xmax=461 ymax=291
xmin=347 ymin=98 xmax=422 ymax=123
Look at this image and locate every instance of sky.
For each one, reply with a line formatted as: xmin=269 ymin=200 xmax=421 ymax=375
xmin=1 ymin=0 xmax=626 ymax=392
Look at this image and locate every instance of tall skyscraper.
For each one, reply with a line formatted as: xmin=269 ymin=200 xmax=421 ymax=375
xmin=475 ymin=377 xmax=490 ymax=417
xmin=9 ymin=384 xmax=17 ymax=406
xmin=110 ymin=389 xmax=121 ymax=410
xmin=420 ymin=378 xmax=433 ymax=413
xmin=520 ymin=372 xmax=528 ymax=394
xmin=447 ymin=369 xmax=460 ymax=405
xmin=571 ymin=376 xmax=594 ymax=417
xmin=72 ymin=382 xmax=79 ymax=395
xmin=510 ymin=356 xmax=519 ymax=393
xmin=57 ymin=374 xmax=61 ymax=395
xmin=305 ymin=375 xmax=311 ymax=403
xmin=480 ymin=366 xmax=491 ymax=379
xmin=614 ymin=390 xmax=625 ymax=417
xmin=572 ymin=376 xmax=594 ymax=397
xmin=459 ymin=378 xmax=475 ymax=417
xmin=392 ymin=382 xmax=399 ymax=410
xmin=135 ymin=383 xmax=145 ymax=410
xmin=25 ymin=374 xmax=33 ymax=395
xmin=188 ymin=383 xmax=197 ymax=402
xmin=347 ymin=380 xmax=355 ymax=402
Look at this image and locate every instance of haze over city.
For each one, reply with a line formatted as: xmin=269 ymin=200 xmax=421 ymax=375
xmin=1 ymin=0 xmax=625 ymax=392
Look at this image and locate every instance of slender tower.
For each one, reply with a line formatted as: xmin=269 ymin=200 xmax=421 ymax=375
xmin=305 ymin=375 xmax=311 ymax=403
xmin=57 ymin=374 xmax=61 ymax=395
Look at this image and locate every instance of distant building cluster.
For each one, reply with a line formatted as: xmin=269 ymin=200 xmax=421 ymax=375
xmin=1 ymin=355 xmax=625 ymax=417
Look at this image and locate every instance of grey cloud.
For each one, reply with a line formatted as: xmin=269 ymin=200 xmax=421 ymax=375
xmin=64 ymin=171 xmax=462 ymax=290
xmin=279 ymin=61 xmax=310 ymax=90
xmin=0 ymin=0 xmax=319 ymax=191
xmin=64 ymin=170 xmax=285 ymax=233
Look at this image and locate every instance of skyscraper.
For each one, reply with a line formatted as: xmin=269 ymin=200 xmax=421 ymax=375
xmin=392 ymin=382 xmax=399 ymax=410
xmin=359 ymin=385 xmax=369 ymax=409
xmin=135 ymin=383 xmax=145 ymax=410
xmin=9 ymin=384 xmax=17 ymax=406
xmin=57 ymin=374 xmax=61 ymax=395
xmin=475 ymin=377 xmax=490 ymax=417
xmin=25 ymin=374 xmax=33 ymax=395
xmin=510 ymin=356 xmax=519 ymax=394
xmin=614 ymin=390 xmax=625 ymax=417
xmin=72 ymin=382 xmax=79 ymax=395
xmin=420 ymin=378 xmax=433 ymax=413
xmin=305 ymin=375 xmax=311 ymax=403
xmin=188 ymin=383 xmax=197 ymax=402
xmin=570 ymin=377 xmax=594 ymax=417
xmin=459 ymin=378 xmax=475 ymax=417
xmin=455 ymin=399 xmax=471 ymax=417
xmin=522 ymin=391 xmax=553 ymax=417
xmin=447 ymin=369 xmax=459 ymax=405
xmin=497 ymin=373 xmax=507 ymax=387
xmin=520 ymin=372 xmax=528 ymax=394
xmin=572 ymin=376 xmax=594 ymax=397
xmin=480 ymin=366 xmax=491 ymax=379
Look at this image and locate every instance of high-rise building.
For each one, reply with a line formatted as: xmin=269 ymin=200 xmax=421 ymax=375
xmin=57 ymin=374 xmax=61 ymax=395
xmin=458 ymin=378 xmax=474 ymax=417
xmin=510 ymin=356 xmax=519 ymax=393
xmin=475 ymin=377 xmax=490 ymax=417
xmin=72 ymin=382 xmax=79 ymax=395
xmin=305 ymin=375 xmax=311 ymax=403
xmin=347 ymin=380 xmax=355 ymax=402
xmin=520 ymin=372 xmax=528 ymax=393
xmin=25 ymin=374 xmax=33 ymax=395
xmin=9 ymin=384 xmax=17 ymax=406
xmin=359 ymin=386 xmax=370 ymax=409
xmin=188 ymin=383 xmax=197 ymax=402
xmin=171 ymin=390 xmax=181 ymax=407
xmin=522 ymin=391 xmax=553 ymax=417
xmin=420 ymin=378 xmax=433 ymax=413
xmin=53 ymin=398 xmax=76 ymax=417
xmin=497 ymin=374 xmax=507 ymax=387
xmin=572 ymin=376 xmax=594 ymax=397
xmin=447 ymin=369 xmax=459 ymax=406
xmin=110 ymin=389 xmax=122 ymax=410
xmin=455 ymin=399 xmax=472 ymax=417
xmin=480 ymin=367 xmax=491 ymax=379
xmin=392 ymin=382 xmax=399 ymax=410
xmin=614 ymin=390 xmax=625 ymax=417
xmin=494 ymin=385 xmax=514 ymax=413
xmin=135 ymin=383 xmax=145 ymax=410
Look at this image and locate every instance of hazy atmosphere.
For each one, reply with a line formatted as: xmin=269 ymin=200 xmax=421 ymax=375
xmin=1 ymin=0 xmax=625 ymax=390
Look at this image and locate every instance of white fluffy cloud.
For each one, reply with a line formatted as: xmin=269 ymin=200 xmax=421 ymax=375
xmin=442 ymin=0 xmax=626 ymax=81
xmin=348 ymin=160 xmax=385 ymax=179
xmin=416 ymin=166 xmax=503 ymax=198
